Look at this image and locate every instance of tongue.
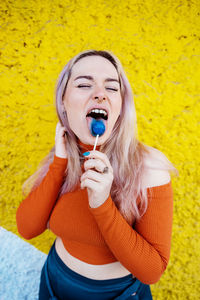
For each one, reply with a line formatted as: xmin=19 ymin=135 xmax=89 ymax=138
xmin=88 ymin=118 xmax=106 ymax=137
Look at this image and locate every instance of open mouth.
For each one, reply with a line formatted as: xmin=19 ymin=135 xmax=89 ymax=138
xmin=86 ymin=108 xmax=108 ymax=136
xmin=86 ymin=108 xmax=108 ymax=121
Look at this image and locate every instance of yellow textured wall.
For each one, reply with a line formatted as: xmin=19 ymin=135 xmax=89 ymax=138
xmin=0 ymin=0 xmax=199 ymax=299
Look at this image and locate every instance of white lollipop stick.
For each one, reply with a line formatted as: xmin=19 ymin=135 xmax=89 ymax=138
xmin=93 ymin=134 xmax=99 ymax=151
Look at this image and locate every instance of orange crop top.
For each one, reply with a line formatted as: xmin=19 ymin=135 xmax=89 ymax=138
xmin=16 ymin=151 xmax=173 ymax=285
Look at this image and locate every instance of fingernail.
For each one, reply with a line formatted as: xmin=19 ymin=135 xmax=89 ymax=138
xmin=83 ymin=151 xmax=90 ymax=156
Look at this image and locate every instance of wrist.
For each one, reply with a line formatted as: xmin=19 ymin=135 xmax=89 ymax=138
xmin=89 ymin=196 xmax=112 ymax=214
xmin=55 ymin=152 xmax=68 ymax=159
xmin=89 ymin=198 xmax=107 ymax=208
xmin=89 ymin=201 xmax=100 ymax=208
xmin=55 ymin=150 xmax=67 ymax=159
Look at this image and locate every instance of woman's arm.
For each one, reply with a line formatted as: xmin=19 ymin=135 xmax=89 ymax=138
xmin=16 ymin=155 xmax=68 ymax=240
xmin=16 ymin=123 xmax=68 ymax=239
xmin=89 ymin=180 xmax=173 ymax=284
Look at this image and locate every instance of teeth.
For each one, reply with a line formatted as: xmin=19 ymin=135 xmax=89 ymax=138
xmin=90 ymin=109 xmax=107 ymax=116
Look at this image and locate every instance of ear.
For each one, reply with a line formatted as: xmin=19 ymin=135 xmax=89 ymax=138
xmin=61 ymin=102 xmax=67 ymax=118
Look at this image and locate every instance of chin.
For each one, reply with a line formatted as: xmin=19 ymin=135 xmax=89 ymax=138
xmin=78 ymin=133 xmax=108 ymax=146
xmin=78 ymin=135 xmax=95 ymax=145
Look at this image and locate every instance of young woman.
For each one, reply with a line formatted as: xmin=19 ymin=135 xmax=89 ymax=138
xmin=16 ymin=50 xmax=176 ymax=299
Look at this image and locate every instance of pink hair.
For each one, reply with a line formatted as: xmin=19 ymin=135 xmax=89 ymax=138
xmin=22 ymin=50 xmax=177 ymax=225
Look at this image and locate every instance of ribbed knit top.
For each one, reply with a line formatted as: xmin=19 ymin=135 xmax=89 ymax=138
xmin=16 ymin=144 xmax=173 ymax=284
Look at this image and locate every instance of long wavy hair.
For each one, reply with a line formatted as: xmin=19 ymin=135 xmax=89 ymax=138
xmin=23 ymin=50 xmax=177 ymax=225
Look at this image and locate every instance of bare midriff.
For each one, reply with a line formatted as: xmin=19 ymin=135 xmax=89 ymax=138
xmin=55 ymin=237 xmax=132 ymax=280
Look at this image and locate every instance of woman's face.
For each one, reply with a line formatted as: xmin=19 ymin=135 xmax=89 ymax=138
xmin=63 ymin=55 xmax=122 ymax=145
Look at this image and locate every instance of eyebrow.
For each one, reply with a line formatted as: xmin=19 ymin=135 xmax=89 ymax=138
xmin=74 ymin=75 xmax=120 ymax=84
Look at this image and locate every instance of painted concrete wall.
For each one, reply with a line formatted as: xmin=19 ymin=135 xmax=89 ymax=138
xmin=0 ymin=1 xmax=199 ymax=299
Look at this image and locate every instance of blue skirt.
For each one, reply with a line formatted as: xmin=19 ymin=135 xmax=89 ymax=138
xmin=39 ymin=242 xmax=152 ymax=300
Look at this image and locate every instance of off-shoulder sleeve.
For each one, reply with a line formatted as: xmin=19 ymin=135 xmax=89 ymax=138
xmin=16 ymin=155 xmax=68 ymax=239
xmin=89 ymin=181 xmax=173 ymax=284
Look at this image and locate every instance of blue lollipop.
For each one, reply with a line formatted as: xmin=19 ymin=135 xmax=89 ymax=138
xmin=90 ymin=119 xmax=105 ymax=150
xmin=90 ymin=119 xmax=105 ymax=137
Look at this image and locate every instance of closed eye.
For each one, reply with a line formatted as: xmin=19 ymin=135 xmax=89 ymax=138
xmin=106 ymin=87 xmax=118 ymax=91
xmin=77 ymin=84 xmax=91 ymax=88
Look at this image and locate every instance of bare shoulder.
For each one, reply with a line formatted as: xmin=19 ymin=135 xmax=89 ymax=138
xmin=142 ymin=146 xmax=171 ymax=188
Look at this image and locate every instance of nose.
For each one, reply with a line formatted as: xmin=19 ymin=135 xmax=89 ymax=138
xmin=92 ymin=90 xmax=107 ymax=103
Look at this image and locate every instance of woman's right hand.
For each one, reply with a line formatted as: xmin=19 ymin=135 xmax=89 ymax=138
xmin=55 ymin=122 xmax=68 ymax=158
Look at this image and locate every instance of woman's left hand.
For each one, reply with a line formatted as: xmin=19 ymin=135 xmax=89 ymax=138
xmin=80 ymin=151 xmax=114 ymax=208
